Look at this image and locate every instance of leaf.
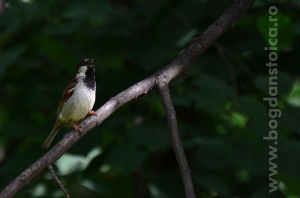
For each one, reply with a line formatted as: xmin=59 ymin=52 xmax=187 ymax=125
xmin=286 ymin=79 xmax=300 ymax=107
xmin=256 ymin=11 xmax=297 ymax=51
xmin=255 ymin=72 xmax=294 ymax=96
xmin=191 ymin=73 xmax=235 ymax=115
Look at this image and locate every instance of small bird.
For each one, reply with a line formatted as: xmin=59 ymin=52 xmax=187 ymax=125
xmin=42 ymin=59 xmax=97 ymax=149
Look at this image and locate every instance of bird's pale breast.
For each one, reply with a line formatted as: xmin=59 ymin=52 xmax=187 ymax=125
xmin=59 ymin=79 xmax=96 ymax=122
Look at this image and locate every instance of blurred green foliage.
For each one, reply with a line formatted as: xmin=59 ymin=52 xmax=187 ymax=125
xmin=0 ymin=0 xmax=300 ymax=197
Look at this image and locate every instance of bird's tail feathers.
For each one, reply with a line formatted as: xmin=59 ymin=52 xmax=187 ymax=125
xmin=41 ymin=121 xmax=63 ymax=149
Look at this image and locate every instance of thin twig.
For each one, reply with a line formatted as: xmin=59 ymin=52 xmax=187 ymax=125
xmin=47 ymin=163 xmax=70 ymax=198
xmin=214 ymin=43 xmax=238 ymax=91
xmin=157 ymin=80 xmax=196 ymax=198
xmin=214 ymin=42 xmax=254 ymax=79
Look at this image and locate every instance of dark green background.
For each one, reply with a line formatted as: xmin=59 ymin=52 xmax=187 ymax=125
xmin=1 ymin=0 xmax=300 ymax=197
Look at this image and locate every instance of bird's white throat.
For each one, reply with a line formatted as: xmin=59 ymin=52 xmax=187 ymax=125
xmin=76 ymin=66 xmax=88 ymax=78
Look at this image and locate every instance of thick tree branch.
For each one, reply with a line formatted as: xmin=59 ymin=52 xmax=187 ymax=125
xmin=0 ymin=0 xmax=256 ymax=197
xmin=157 ymin=81 xmax=196 ymax=198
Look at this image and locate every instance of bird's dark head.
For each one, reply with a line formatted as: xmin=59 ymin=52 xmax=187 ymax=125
xmin=76 ymin=59 xmax=95 ymax=77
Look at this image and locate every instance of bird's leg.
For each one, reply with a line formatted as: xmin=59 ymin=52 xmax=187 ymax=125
xmin=87 ymin=111 xmax=98 ymax=117
xmin=70 ymin=122 xmax=83 ymax=133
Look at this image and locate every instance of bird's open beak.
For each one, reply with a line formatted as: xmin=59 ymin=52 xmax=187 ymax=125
xmin=88 ymin=59 xmax=95 ymax=69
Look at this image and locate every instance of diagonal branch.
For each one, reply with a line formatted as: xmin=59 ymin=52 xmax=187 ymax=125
xmin=0 ymin=0 xmax=256 ymax=197
xmin=157 ymin=80 xmax=196 ymax=198
xmin=46 ymin=163 xmax=70 ymax=198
